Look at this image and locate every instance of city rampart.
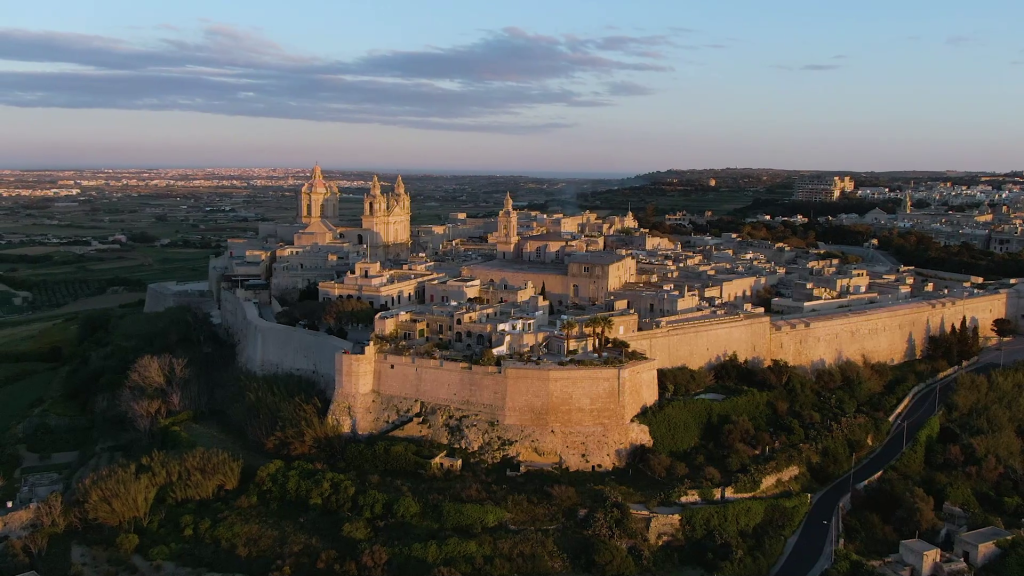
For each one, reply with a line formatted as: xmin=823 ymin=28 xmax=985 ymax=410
xmin=624 ymin=290 xmax=1020 ymax=369
xmin=624 ymin=313 xmax=772 ymax=369
xmin=220 ymin=289 xmax=353 ymax=388
xmin=330 ymin=350 xmax=659 ymax=469
xmin=769 ymin=292 xmax=1012 ymax=366
xmin=334 ymin=351 xmax=659 ymax=431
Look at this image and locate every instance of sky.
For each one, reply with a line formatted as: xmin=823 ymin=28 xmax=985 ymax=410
xmin=1 ymin=0 xmax=1022 ymax=174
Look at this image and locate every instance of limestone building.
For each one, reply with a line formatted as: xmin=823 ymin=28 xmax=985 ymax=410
xmin=362 ymin=175 xmax=412 ymax=262
xmin=318 ymin=260 xmax=442 ymax=310
xmin=494 ymin=192 xmax=519 ymax=260
xmin=297 ymin=164 xmax=339 ymax=224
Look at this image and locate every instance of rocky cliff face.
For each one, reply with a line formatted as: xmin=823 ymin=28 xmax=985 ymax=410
xmin=341 ymin=394 xmax=652 ymax=470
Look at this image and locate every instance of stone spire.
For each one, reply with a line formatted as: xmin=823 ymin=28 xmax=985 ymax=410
xmin=504 ymin=191 xmax=513 ymax=211
xmin=312 ymin=163 xmax=323 ymax=180
xmin=394 ymin=175 xmax=406 ymax=196
xmin=369 ymin=174 xmax=381 ymax=196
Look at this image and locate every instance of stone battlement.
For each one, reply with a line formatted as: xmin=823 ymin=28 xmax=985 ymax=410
xmin=166 ymin=282 xmax=1023 ymax=470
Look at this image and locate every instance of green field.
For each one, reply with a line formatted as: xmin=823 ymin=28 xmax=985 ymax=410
xmin=0 ymin=369 xmax=63 ymax=429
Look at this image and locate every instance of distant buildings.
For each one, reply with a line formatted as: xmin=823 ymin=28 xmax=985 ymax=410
xmin=794 ymin=175 xmax=854 ymax=202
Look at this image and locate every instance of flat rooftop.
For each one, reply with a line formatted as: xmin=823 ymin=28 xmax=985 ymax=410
xmin=901 ymin=539 xmax=939 ymax=554
xmin=959 ymin=526 xmax=1013 ymax=546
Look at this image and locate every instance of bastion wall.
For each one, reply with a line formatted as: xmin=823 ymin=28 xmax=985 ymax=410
xmin=220 ymin=289 xmax=353 ymax=388
xmin=623 ymin=289 xmax=1020 ymax=369
xmin=768 ymin=292 xmax=1012 ymax=366
xmin=163 ymin=284 xmax=1023 ymax=468
xmin=332 ymin=351 xmax=660 ymax=431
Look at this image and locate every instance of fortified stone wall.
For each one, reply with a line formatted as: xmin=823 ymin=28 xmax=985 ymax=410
xmin=329 ymin=350 xmax=660 ymax=469
xmin=187 ymin=284 xmax=1022 ymax=469
xmin=769 ymin=293 xmax=1012 ymax=366
xmin=334 ymin=351 xmax=659 ymax=430
xmin=624 ymin=290 xmax=1021 ymax=369
xmin=625 ymin=313 xmax=772 ymax=369
xmin=220 ymin=290 xmax=353 ymax=389
xmin=144 ymin=281 xmax=215 ymax=314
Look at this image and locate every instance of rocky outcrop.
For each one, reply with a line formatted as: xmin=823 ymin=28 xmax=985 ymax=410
xmin=371 ymin=396 xmax=653 ymax=470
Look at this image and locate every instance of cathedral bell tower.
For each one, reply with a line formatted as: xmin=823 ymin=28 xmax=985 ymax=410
xmin=361 ymin=175 xmax=412 ymax=263
xmin=298 ymin=163 xmax=339 ymax=224
xmin=496 ymin=191 xmax=519 ymax=259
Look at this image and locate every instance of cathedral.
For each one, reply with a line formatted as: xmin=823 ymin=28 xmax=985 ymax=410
xmin=362 ymin=174 xmax=412 ymax=262
xmin=294 ymin=164 xmax=411 ymax=264
xmin=297 ymin=164 xmax=339 ymax=224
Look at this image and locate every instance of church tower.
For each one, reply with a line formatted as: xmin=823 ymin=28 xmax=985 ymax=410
xmin=297 ymin=164 xmax=339 ymax=224
xmin=496 ymin=191 xmax=519 ymax=259
xmin=361 ymin=175 xmax=412 ymax=263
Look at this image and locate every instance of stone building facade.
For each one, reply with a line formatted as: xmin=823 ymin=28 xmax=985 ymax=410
xmin=297 ymin=164 xmax=339 ymax=224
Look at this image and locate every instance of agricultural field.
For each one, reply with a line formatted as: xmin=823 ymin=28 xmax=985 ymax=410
xmin=0 ymin=318 xmax=76 ymax=430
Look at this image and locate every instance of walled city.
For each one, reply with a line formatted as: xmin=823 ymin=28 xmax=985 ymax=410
xmin=146 ymin=166 xmax=1024 ymax=469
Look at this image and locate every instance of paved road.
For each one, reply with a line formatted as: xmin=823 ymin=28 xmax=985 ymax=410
xmin=774 ymin=340 xmax=1024 ymax=576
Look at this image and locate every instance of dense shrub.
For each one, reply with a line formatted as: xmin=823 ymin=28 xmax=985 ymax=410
xmin=78 ymin=448 xmax=242 ymax=529
xmin=640 ymin=391 xmax=769 ymax=455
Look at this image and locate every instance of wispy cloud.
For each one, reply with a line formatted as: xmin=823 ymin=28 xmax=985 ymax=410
xmin=800 ymin=64 xmax=841 ymax=71
xmin=945 ymin=35 xmax=977 ymax=47
xmin=773 ymin=63 xmax=843 ymax=72
xmin=603 ymin=80 xmax=654 ymax=96
xmin=0 ymin=25 xmax=677 ymax=133
xmin=831 ymin=54 xmax=847 ymax=60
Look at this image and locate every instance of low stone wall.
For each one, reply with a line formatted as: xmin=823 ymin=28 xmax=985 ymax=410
xmin=677 ymin=465 xmax=802 ymax=504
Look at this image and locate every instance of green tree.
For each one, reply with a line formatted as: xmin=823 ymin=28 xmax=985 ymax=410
xmin=992 ymin=317 xmax=1015 ymax=338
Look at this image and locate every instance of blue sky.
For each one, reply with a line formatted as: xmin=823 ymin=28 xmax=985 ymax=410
xmin=1 ymin=0 xmax=1021 ymax=174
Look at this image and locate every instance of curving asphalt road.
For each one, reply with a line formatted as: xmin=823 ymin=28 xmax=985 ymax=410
xmin=773 ymin=340 xmax=1024 ymax=576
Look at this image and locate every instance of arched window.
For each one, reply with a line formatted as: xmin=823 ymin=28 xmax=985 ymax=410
xmin=455 ymin=332 xmax=463 ymax=343
xmin=305 ymin=203 xmax=311 ymax=217
xmin=476 ymin=334 xmax=486 ymax=346
xmin=456 ymin=318 xmax=462 ymax=325
xmin=572 ymin=284 xmax=580 ymax=298
xmin=357 ymin=234 xmax=364 ymax=245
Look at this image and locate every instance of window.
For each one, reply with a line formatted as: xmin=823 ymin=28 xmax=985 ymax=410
xmin=535 ymin=247 xmax=543 ymax=259
xmin=583 ymin=266 xmax=590 ymax=273
xmin=437 ymin=323 xmax=444 ymax=334
xmin=456 ymin=318 xmax=462 ymax=325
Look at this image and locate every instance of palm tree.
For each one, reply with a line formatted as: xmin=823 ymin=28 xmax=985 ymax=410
xmin=560 ymin=319 xmax=578 ymax=356
xmin=594 ymin=316 xmax=615 ymax=355
xmin=584 ymin=317 xmax=600 ymax=355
